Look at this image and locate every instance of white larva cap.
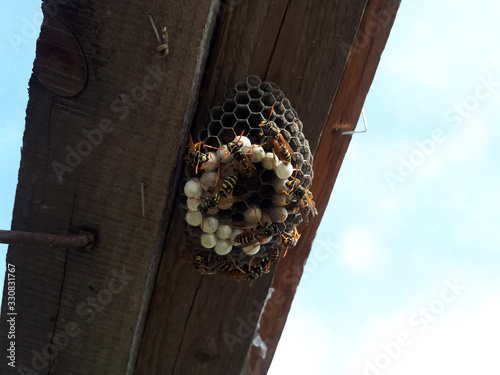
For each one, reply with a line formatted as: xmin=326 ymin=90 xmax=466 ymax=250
xmin=275 ymin=161 xmax=294 ymax=179
xmin=184 ymin=179 xmax=203 ymax=198
xmin=217 ymin=225 xmax=232 ymax=239
xmin=244 ymin=206 xmax=262 ymax=224
xmin=186 ymin=211 xmax=203 ymax=226
xmin=201 ymin=233 xmax=217 ymax=248
xmin=214 ymin=239 xmax=232 ymax=255
xmin=202 ymin=152 xmax=219 ymax=172
xmin=252 ymin=146 xmax=265 ymax=163
xmin=202 ymin=216 xmax=219 ymax=234
xmin=243 ymin=244 xmax=260 ymax=255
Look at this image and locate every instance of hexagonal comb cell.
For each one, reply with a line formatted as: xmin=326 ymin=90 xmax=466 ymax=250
xmin=208 ymin=121 xmax=222 ymax=136
xmin=234 ymin=105 xmax=250 ymax=120
xmin=221 ymin=113 xmax=237 ymax=128
xmin=218 ymin=128 xmax=236 ymax=144
xmin=223 ymin=100 xmax=236 ymax=113
xmin=210 ymin=106 xmax=224 ymax=121
xmin=181 ymin=76 xmax=315 ymax=281
xmin=246 ymin=76 xmax=262 ymax=86
xmin=235 ymin=92 xmax=250 ymax=105
xmin=261 ymin=93 xmax=276 ymax=107
xmin=249 ymin=100 xmax=264 ymax=114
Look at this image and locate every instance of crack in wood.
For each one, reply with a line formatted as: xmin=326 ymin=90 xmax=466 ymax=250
xmin=264 ymin=0 xmax=292 ymax=80
xmin=172 ymin=277 xmax=203 ymax=374
xmin=45 ymin=193 xmax=77 ymax=372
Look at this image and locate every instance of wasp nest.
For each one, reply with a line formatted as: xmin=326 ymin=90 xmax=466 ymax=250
xmin=181 ymin=76 xmax=316 ymax=281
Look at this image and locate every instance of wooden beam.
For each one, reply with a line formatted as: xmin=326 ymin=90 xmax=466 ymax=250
xmin=135 ymin=1 xmax=373 ymax=374
xmin=0 ymin=0 xmax=219 ymax=374
xmin=243 ymin=0 xmax=402 ymax=373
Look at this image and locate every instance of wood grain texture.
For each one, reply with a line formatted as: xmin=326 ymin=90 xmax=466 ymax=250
xmin=135 ymin=1 xmax=371 ymax=374
xmin=0 ymin=0 xmax=218 ymax=374
xmin=243 ymin=1 xmax=402 ymax=373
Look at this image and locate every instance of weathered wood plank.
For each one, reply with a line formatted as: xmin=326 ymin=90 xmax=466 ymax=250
xmin=0 ymin=0 xmax=219 ymax=374
xmin=135 ymin=1 xmax=370 ymax=374
xmin=243 ymin=1 xmax=403 ymax=373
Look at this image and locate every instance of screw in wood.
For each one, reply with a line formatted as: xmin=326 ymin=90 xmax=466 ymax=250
xmin=148 ymin=14 xmax=169 ymax=58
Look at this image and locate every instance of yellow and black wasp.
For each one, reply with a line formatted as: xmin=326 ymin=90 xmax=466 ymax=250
xmin=232 ymin=262 xmax=265 ymax=281
xmin=190 ymin=252 xmax=218 ymax=275
xmin=259 ymin=106 xmax=295 ymax=165
xmin=184 ymin=135 xmax=215 ymax=174
xmin=244 ymin=263 xmax=265 ymax=280
xmin=192 ymin=173 xmax=240 ymax=214
xmin=196 ymin=193 xmax=222 ymax=214
xmin=284 ymin=174 xmax=317 ymax=224
xmin=224 ymin=134 xmax=257 ymax=180
xmin=213 ymin=256 xmax=261 ymax=282
xmin=219 ymin=173 xmax=239 ymax=197
xmin=259 ymin=246 xmax=281 ymax=272
xmin=279 ymin=226 xmax=300 ymax=257
xmin=234 ymin=222 xmax=280 ymax=253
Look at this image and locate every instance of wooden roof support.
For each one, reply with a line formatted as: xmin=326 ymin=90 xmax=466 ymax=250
xmin=0 ymin=0 xmax=220 ymax=373
xmin=243 ymin=1 xmax=402 ymax=373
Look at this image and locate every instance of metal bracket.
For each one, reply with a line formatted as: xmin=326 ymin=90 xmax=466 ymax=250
xmin=342 ymin=109 xmax=368 ymax=135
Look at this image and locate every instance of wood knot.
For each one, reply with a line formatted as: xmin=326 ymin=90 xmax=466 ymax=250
xmin=194 ymin=349 xmax=213 ymax=363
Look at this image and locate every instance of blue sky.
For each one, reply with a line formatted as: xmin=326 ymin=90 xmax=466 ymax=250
xmin=2 ymin=1 xmax=500 ymax=374
xmin=0 ymin=2 xmax=41 ymax=285
xmin=270 ymin=0 xmax=500 ymax=374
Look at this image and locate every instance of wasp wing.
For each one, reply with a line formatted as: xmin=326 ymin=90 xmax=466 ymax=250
xmin=277 ymin=133 xmax=295 ymax=160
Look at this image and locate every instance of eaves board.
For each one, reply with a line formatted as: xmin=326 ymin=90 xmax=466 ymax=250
xmin=0 ymin=0 xmax=220 ymax=374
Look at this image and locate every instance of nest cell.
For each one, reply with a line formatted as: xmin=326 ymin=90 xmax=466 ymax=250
xmin=234 ymin=105 xmax=251 ymax=120
xmin=235 ymin=91 xmax=251 ymax=105
xmin=221 ymin=113 xmax=237 ymax=128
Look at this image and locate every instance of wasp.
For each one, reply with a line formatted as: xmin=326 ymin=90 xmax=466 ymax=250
xmin=190 ymin=252 xmax=218 ymax=275
xmin=244 ymin=263 xmax=265 ymax=280
xmin=284 ymin=176 xmax=317 ymax=224
xmin=195 ymin=193 xmax=221 ymax=214
xmin=217 ymin=260 xmax=237 ymax=273
xmin=234 ymin=222 xmax=280 ymax=253
xmin=234 ymin=263 xmax=265 ymax=281
xmin=258 ymin=247 xmax=281 ymax=272
xmin=268 ymin=247 xmax=281 ymax=263
xmin=279 ymin=226 xmax=300 ymax=257
xmin=219 ymin=173 xmax=239 ymax=197
xmin=214 ymin=257 xmax=261 ymax=282
xmin=191 ymin=172 xmax=240 ymax=215
xmin=224 ymin=135 xmax=257 ymax=180
xmin=185 ymin=135 xmax=215 ymax=174
xmin=259 ymin=106 xmax=295 ymax=165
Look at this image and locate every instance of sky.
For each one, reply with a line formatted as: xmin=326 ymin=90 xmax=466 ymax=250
xmin=1 ymin=1 xmax=499 ymax=374
xmin=270 ymin=0 xmax=500 ymax=374
xmin=0 ymin=2 xmax=41 ymax=284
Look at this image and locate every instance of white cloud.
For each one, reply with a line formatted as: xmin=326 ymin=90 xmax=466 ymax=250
xmin=443 ymin=120 xmax=490 ymax=163
xmin=269 ymin=312 xmax=338 ymax=375
xmin=344 ymin=291 xmax=500 ymax=375
xmin=377 ymin=197 xmax=400 ymax=215
xmin=385 ymin=296 xmax=500 ymax=375
xmin=340 ymin=230 xmax=382 ymax=271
